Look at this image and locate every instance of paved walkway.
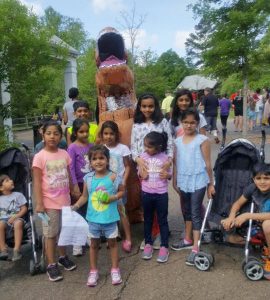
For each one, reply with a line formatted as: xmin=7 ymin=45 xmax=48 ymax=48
xmin=1 ymin=119 xmax=269 ymax=299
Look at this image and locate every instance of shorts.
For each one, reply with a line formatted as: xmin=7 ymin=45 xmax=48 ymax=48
xmin=88 ymin=221 xmax=118 ymax=239
xmin=248 ymin=110 xmax=256 ymax=120
xmin=42 ymin=209 xmax=61 ymax=238
xmin=234 ymin=110 xmax=243 ymax=117
xmin=0 ymin=218 xmax=25 ymax=239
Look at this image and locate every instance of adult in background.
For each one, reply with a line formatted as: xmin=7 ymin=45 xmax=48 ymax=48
xmin=219 ymin=93 xmax=231 ymax=129
xmin=201 ymin=87 xmax=219 ymax=143
xmin=254 ymin=88 xmax=264 ymax=127
xmin=63 ymin=87 xmax=79 ymax=127
xmin=232 ymin=90 xmax=243 ymax=132
xmin=161 ymin=91 xmax=174 ymax=120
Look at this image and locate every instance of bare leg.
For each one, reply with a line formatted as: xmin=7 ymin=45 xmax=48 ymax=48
xmin=192 ymin=230 xmax=200 ymax=250
xmin=0 ymin=221 xmax=7 ymax=251
xmin=118 ymin=205 xmax=131 ymax=242
xmin=235 ymin=116 xmax=239 ymax=131
xmin=239 ymin=116 xmax=243 ymax=131
xmin=262 ymin=220 xmax=270 ymax=255
xmin=90 ymin=238 xmax=100 ymax=270
xmin=45 ymin=237 xmax=56 ymax=265
xmin=58 ymin=245 xmax=66 ymax=257
xmin=108 ymin=238 xmax=119 ymax=269
xmin=13 ymin=219 xmax=24 ymax=251
xmin=185 ymin=221 xmax=193 ymax=241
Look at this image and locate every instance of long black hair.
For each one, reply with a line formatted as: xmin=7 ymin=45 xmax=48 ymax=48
xmin=99 ymin=120 xmax=120 ymax=144
xmin=171 ymin=89 xmax=194 ymax=127
xmin=134 ymin=93 xmax=163 ymax=124
xmin=71 ymin=118 xmax=89 ymax=142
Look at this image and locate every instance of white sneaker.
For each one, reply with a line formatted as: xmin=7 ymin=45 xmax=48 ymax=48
xmin=73 ymin=245 xmax=83 ymax=256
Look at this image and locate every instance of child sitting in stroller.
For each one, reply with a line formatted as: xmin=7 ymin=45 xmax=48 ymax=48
xmin=221 ymin=162 xmax=270 ymax=280
xmin=0 ymin=175 xmax=27 ymax=261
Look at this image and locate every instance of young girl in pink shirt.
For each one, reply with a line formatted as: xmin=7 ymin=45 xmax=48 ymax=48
xmin=33 ymin=120 xmax=76 ymax=282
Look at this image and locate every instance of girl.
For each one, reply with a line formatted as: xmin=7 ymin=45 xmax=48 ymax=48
xmin=33 ymin=120 xmax=76 ymax=282
xmin=99 ymin=121 xmax=132 ymax=253
xmin=172 ymin=109 xmax=215 ymax=265
xmin=131 ymin=93 xmax=173 ymax=249
xmin=73 ymin=145 xmax=124 ymax=287
xmin=67 ymin=118 xmax=93 ymax=256
xmin=170 ymin=89 xmax=207 ymax=138
xmin=0 ymin=175 xmax=27 ymax=261
xmin=139 ymin=132 xmax=171 ymax=263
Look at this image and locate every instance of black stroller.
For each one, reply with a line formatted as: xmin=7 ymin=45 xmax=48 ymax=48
xmin=193 ymin=129 xmax=266 ymax=280
xmin=0 ymin=146 xmax=45 ymax=275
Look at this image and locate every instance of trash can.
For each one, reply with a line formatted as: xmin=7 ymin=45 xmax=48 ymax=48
xmin=32 ymin=124 xmax=42 ymax=147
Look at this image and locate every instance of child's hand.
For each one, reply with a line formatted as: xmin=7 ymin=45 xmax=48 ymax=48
xmin=35 ymin=203 xmax=45 ymax=213
xmin=98 ymin=190 xmax=110 ymax=204
xmin=136 ymin=157 xmax=148 ymax=173
xmin=207 ymin=184 xmax=215 ymax=198
xmin=72 ymin=184 xmax=81 ymax=199
xmin=221 ymin=217 xmax=235 ymax=231
xmin=71 ymin=203 xmax=79 ymax=211
xmin=159 ymin=169 xmax=171 ymax=180
xmin=234 ymin=213 xmax=249 ymax=227
xmin=8 ymin=215 xmax=17 ymax=225
xmin=161 ymin=159 xmax=172 ymax=171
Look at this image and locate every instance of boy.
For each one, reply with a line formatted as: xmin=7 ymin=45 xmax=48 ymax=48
xmin=221 ymin=162 xmax=270 ymax=280
xmin=66 ymin=101 xmax=98 ymax=146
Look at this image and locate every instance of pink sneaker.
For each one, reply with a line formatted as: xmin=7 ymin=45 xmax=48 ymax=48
xmin=142 ymin=244 xmax=153 ymax=260
xmin=157 ymin=247 xmax=169 ymax=263
xmin=111 ymin=268 xmax=122 ymax=285
xmin=87 ymin=270 xmax=99 ymax=287
xmin=122 ymin=240 xmax=132 ymax=253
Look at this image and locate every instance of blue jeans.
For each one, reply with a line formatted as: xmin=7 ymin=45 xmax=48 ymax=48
xmin=142 ymin=192 xmax=169 ymax=248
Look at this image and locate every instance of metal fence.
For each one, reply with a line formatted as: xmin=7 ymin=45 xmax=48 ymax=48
xmin=12 ymin=115 xmax=51 ymax=131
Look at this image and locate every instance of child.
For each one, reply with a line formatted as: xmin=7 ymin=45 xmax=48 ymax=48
xmin=67 ymin=118 xmax=93 ymax=256
xmin=66 ymin=101 xmax=98 ymax=146
xmin=170 ymin=89 xmax=207 ymax=138
xmin=73 ymin=145 xmax=124 ymax=287
xmin=34 ymin=117 xmax=67 ymax=154
xmin=32 ymin=120 xmax=76 ymax=282
xmin=172 ymin=109 xmax=215 ymax=265
xmin=139 ymin=132 xmax=171 ymax=262
xmin=99 ymin=121 xmax=132 ymax=252
xmin=63 ymin=87 xmax=79 ymax=127
xmin=131 ymin=93 xmax=173 ymax=249
xmin=0 ymin=175 xmax=27 ymax=261
xmin=221 ymin=162 xmax=270 ymax=280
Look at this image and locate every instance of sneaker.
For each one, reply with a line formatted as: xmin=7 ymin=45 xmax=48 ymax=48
xmin=214 ymin=137 xmax=220 ymax=144
xmin=153 ymin=235 xmax=161 ymax=250
xmin=171 ymin=240 xmax=193 ymax=251
xmin=122 ymin=240 xmax=132 ymax=253
xmin=47 ymin=263 xmax=63 ymax=282
xmin=142 ymin=244 xmax=153 ymax=260
xmin=140 ymin=239 xmax=145 ymax=251
xmin=261 ymin=246 xmax=270 ymax=261
xmin=185 ymin=251 xmax=197 ymax=266
xmin=87 ymin=270 xmax=99 ymax=287
xmin=263 ymin=259 xmax=270 ymax=280
xmin=0 ymin=249 xmax=8 ymax=260
xmin=58 ymin=255 xmax=77 ymax=271
xmin=73 ymin=245 xmax=83 ymax=256
xmin=12 ymin=250 xmax=22 ymax=262
xmin=157 ymin=247 xmax=169 ymax=263
xmin=111 ymin=268 xmax=122 ymax=285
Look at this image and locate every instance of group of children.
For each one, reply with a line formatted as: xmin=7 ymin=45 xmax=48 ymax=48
xmin=0 ymin=89 xmax=270 ymax=286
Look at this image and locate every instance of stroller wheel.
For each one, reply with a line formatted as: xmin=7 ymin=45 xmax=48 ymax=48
xmin=194 ymin=252 xmax=212 ymax=271
xmin=29 ymin=259 xmax=36 ymax=276
xmin=241 ymin=256 xmax=260 ymax=271
xmin=244 ymin=260 xmax=264 ymax=281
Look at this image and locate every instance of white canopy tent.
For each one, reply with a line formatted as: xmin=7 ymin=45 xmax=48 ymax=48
xmin=177 ymin=75 xmax=218 ymax=91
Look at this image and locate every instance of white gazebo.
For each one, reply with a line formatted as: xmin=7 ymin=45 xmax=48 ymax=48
xmin=0 ymin=35 xmax=80 ymax=141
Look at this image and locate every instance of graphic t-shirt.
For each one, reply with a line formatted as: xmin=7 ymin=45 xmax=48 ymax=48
xmin=67 ymin=143 xmax=93 ymax=184
xmin=105 ymin=143 xmax=131 ymax=178
xmin=84 ymin=172 xmax=121 ymax=224
xmin=32 ymin=149 xmax=71 ymax=209
xmin=0 ymin=192 xmax=27 ymax=220
xmin=140 ymin=152 xmax=170 ymax=194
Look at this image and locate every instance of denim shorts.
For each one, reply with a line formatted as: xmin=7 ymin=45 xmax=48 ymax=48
xmin=88 ymin=221 xmax=118 ymax=239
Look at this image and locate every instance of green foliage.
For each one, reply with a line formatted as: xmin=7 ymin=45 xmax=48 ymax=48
xmin=220 ymin=73 xmax=242 ymax=95
xmin=0 ymin=126 xmax=19 ymax=152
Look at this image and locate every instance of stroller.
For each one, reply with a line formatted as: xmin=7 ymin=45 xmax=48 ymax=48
xmin=193 ymin=129 xmax=267 ymax=281
xmin=0 ymin=145 xmax=45 ymax=275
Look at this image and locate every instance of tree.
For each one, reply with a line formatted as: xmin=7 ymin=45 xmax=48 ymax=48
xmin=118 ymin=3 xmax=147 ymax=72
xmin=189 ymin=0 xmax=270 ymax=135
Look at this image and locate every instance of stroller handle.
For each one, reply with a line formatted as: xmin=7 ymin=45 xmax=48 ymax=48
xmin=259 ymin=129 xmax=266 ymax=162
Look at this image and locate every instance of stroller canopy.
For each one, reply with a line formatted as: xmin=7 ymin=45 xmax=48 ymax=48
xmin=210 ymin=139 xmax=260 ymax=223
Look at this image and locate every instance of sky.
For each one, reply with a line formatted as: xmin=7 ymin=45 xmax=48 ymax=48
xmin=20 ymin=0 xmax=198 ymax=57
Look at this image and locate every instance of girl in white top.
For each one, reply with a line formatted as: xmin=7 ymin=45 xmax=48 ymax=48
xmin=99 ymin=121 xmax=132 ymax=252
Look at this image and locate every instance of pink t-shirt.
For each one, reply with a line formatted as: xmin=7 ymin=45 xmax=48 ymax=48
xmin=140 ymin=152 xmax=170 ymax=194
xmin=32 ymin=149 xmax=71 ymax=209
